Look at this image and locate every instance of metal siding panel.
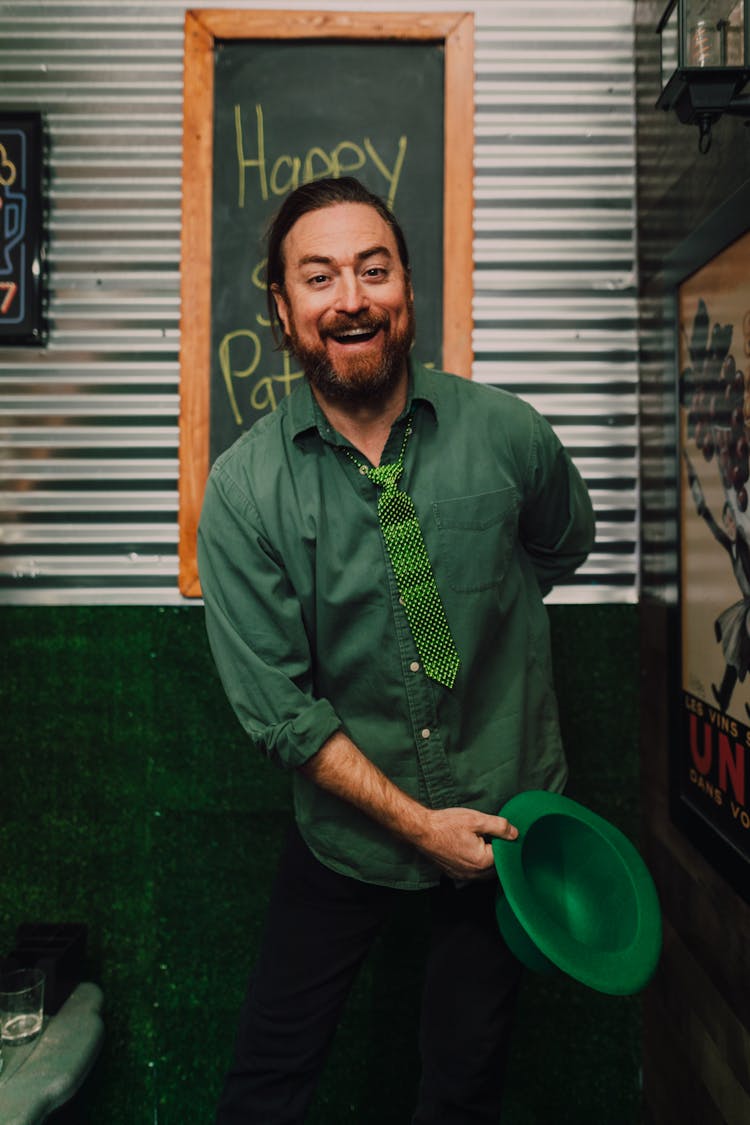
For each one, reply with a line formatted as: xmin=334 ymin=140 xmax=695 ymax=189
xmin=0 ymin=0 xmax=637 ymax=604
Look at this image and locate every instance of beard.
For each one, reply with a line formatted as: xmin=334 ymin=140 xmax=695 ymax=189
xmin=283 ymin=296 xmax=416 ymax=408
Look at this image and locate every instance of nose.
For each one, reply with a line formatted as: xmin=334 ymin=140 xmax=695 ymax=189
xmin=335 ymin=270 xmax=369 ymax=315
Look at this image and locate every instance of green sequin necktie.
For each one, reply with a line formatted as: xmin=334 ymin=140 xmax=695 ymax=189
xmin=346 ymin=416 xmax=461 ymax=689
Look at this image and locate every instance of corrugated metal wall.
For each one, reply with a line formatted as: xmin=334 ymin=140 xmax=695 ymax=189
xmin=0 ymin=0 xmax=637 ymax=605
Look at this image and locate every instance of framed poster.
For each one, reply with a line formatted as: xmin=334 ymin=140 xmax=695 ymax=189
xmin=674 ymin=195 xmax=750 ymax=902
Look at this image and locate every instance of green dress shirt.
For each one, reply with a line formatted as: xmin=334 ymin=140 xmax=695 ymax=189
xmin=197 ymin=361 xmax=595 ymax=889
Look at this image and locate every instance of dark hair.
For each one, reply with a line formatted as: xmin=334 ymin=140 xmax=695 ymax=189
xmin=265 ymin=177 xmax=411 ymax=343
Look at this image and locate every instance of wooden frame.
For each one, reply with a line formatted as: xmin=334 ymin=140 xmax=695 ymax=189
xmin=178 ymin=9 xmax=475 ymax=597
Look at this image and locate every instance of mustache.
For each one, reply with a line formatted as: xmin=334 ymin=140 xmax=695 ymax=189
xmin=320 ymin=312 xmax=389 ymax=337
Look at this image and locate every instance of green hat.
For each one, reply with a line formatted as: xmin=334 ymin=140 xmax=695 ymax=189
xmin=492 ymin=790 xmax=662 ymax=996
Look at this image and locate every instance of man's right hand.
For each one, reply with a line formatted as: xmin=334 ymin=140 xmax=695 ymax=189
xmin=413 ymin=807 xmax=519 ymax=881
xmin=301 ymin=733 xmax=518 ymax=882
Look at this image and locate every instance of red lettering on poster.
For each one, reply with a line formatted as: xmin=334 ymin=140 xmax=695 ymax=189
xmin=689 ymin=711 xmax=713 ymax=773
xmin=718 ymin=731 xmax=746 ymax=805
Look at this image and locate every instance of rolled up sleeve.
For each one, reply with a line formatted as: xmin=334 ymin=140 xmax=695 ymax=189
xmin=197 ymin=465 xmax=341 ymax=771
xmin=519 ymin=411 xmax=596 ymax=595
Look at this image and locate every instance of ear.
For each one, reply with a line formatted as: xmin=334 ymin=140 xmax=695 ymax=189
xmin=271 ymin=283 xmax=291 ymax=337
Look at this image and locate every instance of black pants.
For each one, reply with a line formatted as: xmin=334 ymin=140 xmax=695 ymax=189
xmin=215 ymin=826 xmax=523 ymax=1125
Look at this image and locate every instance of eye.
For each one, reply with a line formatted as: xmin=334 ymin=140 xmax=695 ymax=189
xmin=306 ymin=274 xmax=330 ymax=287
xmin=363 ymin=266 xmax=388 ymax=280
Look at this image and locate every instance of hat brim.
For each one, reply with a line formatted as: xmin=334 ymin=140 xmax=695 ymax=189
xmin=492 ymin=790 xmax=662 ymax=996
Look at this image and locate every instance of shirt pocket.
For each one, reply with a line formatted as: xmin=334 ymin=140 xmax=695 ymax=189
xmin=432 ymin=487 xmax=520 ymax=593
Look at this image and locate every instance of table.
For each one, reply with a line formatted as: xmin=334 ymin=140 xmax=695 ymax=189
xmin=0 ymin=983 xmax=104 ymax=1125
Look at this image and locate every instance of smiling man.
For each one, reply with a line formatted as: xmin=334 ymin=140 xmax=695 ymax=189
xmin=198 ymin=177 xmax=595 ymax=1125
xmin=272 ymin=203 xmax=414 ymax=403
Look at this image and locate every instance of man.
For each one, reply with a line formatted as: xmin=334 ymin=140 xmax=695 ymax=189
xmin=198 ymin=176 xmax=595 ymax=1124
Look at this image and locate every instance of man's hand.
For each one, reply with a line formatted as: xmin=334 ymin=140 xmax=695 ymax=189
xmin=413 ymin=807 xmax=518 ymax=881
xmin=301 ymin=732 xmax=518 ymax=881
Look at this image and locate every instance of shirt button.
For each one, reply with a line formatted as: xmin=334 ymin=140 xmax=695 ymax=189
xmin=410 ymin=661 xmax=420 ymax=672
xmin=421 ymin=728 xmax=431 ymax=740
xmin=359 ymin=466 xmax=368 ymax=475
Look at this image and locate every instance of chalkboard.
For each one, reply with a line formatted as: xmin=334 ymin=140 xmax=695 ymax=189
xmin=0 ymin=112 xmax=45 ymax=345
xmin=210 ymin=40 xmax=445 ymax=467
xmin=178 ymin=10 xmax=475 ymax=597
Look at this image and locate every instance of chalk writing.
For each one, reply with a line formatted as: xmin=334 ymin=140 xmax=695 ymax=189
xmin=218 ymin=86 xmax=410 ymax=431
xmin=251 ymin=258 xmax=271 ymax=328
xmin=219 ymin=329 xmax=260 ymax=426
xmin=247 ymin=350 xmax=304 ymax=414
xmin=206 ymin=39 xmax=446 ymax=469
xmin=234 ymin=103 xmax=407 ymax=212
xmin=219 ymin=326 xmax=303 ymax=426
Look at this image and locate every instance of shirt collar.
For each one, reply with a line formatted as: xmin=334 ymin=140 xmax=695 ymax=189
xmin=288 ymin=357 xmax=440 ymax=444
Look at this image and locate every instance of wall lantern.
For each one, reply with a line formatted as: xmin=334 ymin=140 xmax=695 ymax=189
xmin=657 ymin=0 xmax=750 ymax=152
